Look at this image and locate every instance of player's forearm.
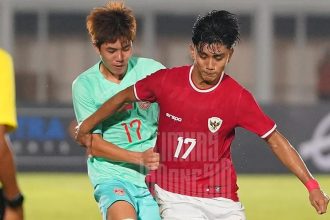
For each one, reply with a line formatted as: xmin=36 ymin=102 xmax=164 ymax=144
xmin=91 ymin=135 xmax=142 ymax=165
xmin=80 ymin=96 xmax=125 ymax=133
xmin=0 ymin=131 xmax=21 ymax=198
xmin=268 ymin=130 xmax=329 ymax=214
xmin=266 ymin=130 xmax=313 ymax=184
xmin=80 ymin=86 xmax=136 ymax=133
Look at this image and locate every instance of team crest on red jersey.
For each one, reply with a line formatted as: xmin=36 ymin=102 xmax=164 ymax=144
xmin=113 ymin=188 xmax=125 ymax=196
xmin=138 ymin=101 xmax=151 ymax=110
xmin=208 ymin=117 xmax=222 ymax=133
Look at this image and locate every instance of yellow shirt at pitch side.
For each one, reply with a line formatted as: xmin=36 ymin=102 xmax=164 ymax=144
xmin=0 ymin=48 xmax=17 ymax=132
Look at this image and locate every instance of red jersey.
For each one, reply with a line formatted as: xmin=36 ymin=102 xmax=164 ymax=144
xmin=134 ymin=65 xmax=276 ymax=201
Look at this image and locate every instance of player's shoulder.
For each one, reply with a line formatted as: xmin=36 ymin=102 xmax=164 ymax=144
xmin=130 ymin=56 xmax=163 ymax=65
xmin=0 ymin=48 xmax=11 ymax=61
xmin=155 ymin=65 xmax=190 ymax=75
xmin=128 ymin=56 xmax=166 ymax=79
xmin=220 ymin=73 xmax=250 ymax=99
xmin=147 ymin=65 xmax=190 ymax=86
xmin=168 ymin=65 xmax=190 ymax=72
xmin=129 ymin=56 xmax=165 ymax=69
xmin=161 ymin=65 xmax=191 ymax=78
xmin=222 ymin=73 xmax=245 ymax=90
xmin=72 ymin=62 xmax=100 ymax=86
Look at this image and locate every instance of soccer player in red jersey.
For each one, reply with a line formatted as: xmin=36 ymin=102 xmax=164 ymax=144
xmin=76 ymin=10 xmax=329 ymax=219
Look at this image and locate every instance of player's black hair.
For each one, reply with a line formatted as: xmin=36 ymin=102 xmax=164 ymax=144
xmin=192 ymin=10 xmax=240 ymax=52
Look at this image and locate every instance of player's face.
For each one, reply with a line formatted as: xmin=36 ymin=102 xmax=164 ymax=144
xmin=97 ymin=39 xmax=133 ymax=79
xmin=190 ymin=43 xmax=233 ymax=87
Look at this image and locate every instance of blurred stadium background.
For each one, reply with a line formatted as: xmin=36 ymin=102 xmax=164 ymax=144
xmin=1 ymin=0 xmax=330 ymax=219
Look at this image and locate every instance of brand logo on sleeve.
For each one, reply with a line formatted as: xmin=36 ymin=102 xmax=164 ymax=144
xmin=208 ymin=117 xmax=222 ymax=133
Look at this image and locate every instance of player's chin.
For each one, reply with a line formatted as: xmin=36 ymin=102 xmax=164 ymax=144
xmin=203 ymin=77 xmax=219 ymax=85
xmin=111 ymin=66 xmax=126 ymax=75
xmin=112 ymin=71 xmax=126 ymax=78
xmin=201 ymin=73 xmax=217 ymax=81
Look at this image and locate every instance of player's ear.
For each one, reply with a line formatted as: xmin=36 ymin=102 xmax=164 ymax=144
xmin=93 ymin=43 xmax=101 ymax=55
xmin=228 ymin=48 xmax=234 ymax=63
xmin=189 ymin=44 xmax=196 ymax=61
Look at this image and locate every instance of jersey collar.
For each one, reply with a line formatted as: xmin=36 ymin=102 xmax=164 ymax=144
xmin=189 ymin=65 xmax=224 ymax=93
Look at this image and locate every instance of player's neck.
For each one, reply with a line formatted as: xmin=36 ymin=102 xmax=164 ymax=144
xmin=191 ymin=70 xmax=222 ymax=90
xmin=194 ymin=80 xmax=218 ymax=89
xmin=99 ymin=63 xmax=126 ymax=84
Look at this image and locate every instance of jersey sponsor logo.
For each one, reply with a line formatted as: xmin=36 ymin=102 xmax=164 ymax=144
xmin=138 ymin=101 xmax=151 ymax=110
xmin=208 ymin=117 xmax=222 ymax=133
xmin=166 ymin=113 xmax=182 ymax=122
xmin=113 ymin=188 xmax=125 ymax=196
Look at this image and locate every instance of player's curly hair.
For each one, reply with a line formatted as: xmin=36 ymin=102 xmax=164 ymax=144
xmin=86 ymin=1 xmax=136 ymax=48
xmin=192 ymin=10 xmax=240 ymax=52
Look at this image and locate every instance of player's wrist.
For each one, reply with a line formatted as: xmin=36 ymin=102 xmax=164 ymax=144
xmin=3 ymin=192 xmax=24 ymax=208
xmin=128 ymin=151 xmax=143 ymax=165
xmin=305 ymin=179 xmax=320 ymax=192
xmin=79 ymin=121 xmax=89 ymax=134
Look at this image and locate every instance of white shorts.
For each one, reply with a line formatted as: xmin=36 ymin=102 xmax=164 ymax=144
xmin=154 ymin=184 xmax=246 ymax=220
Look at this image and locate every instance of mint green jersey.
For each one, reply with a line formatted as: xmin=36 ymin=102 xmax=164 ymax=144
xmin=72 ymin=57 xmax=165 ymax=187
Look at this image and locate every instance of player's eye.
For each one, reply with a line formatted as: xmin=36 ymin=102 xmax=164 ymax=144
xmin=122 ymin=46 xmax=131 ymax=52
xmin=198 ymin=53 xmax=208 ymax=59
xmin=214 ymin=55 xmax=224 ymax=60
xmin=107 ymin=49 xmax=116 ymax=53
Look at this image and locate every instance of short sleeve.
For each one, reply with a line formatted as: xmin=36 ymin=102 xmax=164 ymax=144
xmin=134 ymin=69 xmax=166 ymax=102
xmin=236 ymin=89 xmax=276 ymax=138
xmin=0 ymin=50 xmax=17 ymax=132
xmin=72 ymin=78 xmax=102 ymax=133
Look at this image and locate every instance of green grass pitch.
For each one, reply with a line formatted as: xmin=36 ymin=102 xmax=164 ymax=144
xmin=18 ymin=173 xmax=329 ymax=220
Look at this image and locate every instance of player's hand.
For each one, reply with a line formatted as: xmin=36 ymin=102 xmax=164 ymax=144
xmin=309 ymin=189 xmax=329 ymax=214
xmin=141 ymin=148 xmax=159 ymax=170
xmin=74 ymin=122 xmax=92 ymax=148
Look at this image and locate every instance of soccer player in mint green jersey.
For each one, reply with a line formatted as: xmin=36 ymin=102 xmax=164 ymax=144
xmin=72 ymin=2 xmax=164 ymax=220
